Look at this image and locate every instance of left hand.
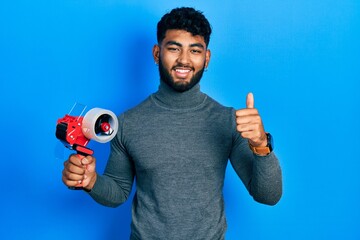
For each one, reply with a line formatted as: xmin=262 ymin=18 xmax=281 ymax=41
xmin=235 ymin=92 xmax=267 ymax=147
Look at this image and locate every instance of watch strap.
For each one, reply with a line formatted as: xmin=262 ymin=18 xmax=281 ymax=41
xmin=248 ymin=143 xmax=271 ymax=155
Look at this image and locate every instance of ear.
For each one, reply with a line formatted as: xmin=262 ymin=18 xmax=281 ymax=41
xmin=152 ymin=44 xmax=160 ymax=64
xmin=205 ymin=49 xmax=211 ymax=69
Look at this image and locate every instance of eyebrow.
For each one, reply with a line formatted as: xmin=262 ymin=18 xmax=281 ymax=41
xmin=165 ymin=40 xmax=205 ymax=49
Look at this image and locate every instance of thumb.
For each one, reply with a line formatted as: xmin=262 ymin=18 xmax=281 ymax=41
xmin=246 ymin=92 xmax=254 ymax=109
xmin=81 ymin=155 xmax=94 ymax=165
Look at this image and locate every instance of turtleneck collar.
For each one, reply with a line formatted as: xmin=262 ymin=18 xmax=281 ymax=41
xmin=151 ymin=81 xmax=207 ymax=110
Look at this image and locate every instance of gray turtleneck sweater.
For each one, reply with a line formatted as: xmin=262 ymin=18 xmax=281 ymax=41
xmin=89 ymin=82 xmax=282 ymax=240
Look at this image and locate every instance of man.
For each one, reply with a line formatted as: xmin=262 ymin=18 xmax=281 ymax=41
xmin=62 ymin=7 xmax=282 ymax=240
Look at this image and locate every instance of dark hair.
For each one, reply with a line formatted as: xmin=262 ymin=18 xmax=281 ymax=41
xmin=157 ymin=7 xmax=212 ymax=47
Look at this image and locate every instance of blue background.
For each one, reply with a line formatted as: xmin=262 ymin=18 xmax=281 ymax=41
xmin=1 ymin=0 xmax=359 ymax=239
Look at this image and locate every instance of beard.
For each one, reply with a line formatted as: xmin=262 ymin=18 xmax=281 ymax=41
xmin=158 ymin=59 xmax=206 ymax=92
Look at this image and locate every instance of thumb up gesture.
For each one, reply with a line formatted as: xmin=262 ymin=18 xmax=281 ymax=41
xmin=236 ymin=93 xmax=267 ymax=147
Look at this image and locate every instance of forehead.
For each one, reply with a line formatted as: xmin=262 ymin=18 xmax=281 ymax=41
xmin=162 ymin=29 xmax=206 ymax=47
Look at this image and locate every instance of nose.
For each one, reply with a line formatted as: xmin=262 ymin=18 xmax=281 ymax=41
xmin=177 ymin=50 xmax=190 ymax=65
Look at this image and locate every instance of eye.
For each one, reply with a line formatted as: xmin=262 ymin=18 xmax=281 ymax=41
xmin=191 ymin=49 xmax=202 ymax=54
xmin=168 ymin=47 xmax=180 ymax=52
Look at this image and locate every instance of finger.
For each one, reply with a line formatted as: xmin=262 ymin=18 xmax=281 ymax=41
xmin=236 ymin=114 xmax=261 ymax=125
xmin=68 ymin=154 xmax=83 ymax=166
xmin=239 ymin=130 xmax=263 ymax=141
xmin=81 ymin=174 xmax=92 ymax=187
xmin=85 ymin=161 xmax=96 ymax=172
xmin=62 ymin=168 xmax=84 ymax=181
xmin=236 ymin=122 xmax=258 ymax=133
xmin=62 ymin=174 xmax=84 ymax=188
xmin=81 ymin=155 xmax=94 ymax=165
xmin=246 ymin=92 xmax=254 ymax=109
xmin=235 ymin=108 xmax=258 ymax=117
xmin=66 ymin=162 xmax=86 ymax=175
xmin=62 ymin=175 xmax=83 ymax=187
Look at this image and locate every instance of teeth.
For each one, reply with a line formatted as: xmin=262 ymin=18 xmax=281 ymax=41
xmin=175 ymin=69 xmax=190 ymax=73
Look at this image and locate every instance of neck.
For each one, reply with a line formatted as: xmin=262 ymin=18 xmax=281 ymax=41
xmin=152 ymin=80 xmax=206 ymax=109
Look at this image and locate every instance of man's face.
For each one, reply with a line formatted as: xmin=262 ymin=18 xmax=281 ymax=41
xmin=153 ymin=30 xmax=211 ymax=92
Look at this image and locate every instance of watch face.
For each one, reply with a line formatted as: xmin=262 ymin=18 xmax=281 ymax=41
xmin=267 ymin=133 xmax=274 ymax=151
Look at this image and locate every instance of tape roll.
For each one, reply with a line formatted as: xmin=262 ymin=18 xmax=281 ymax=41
xmin=82 ymin=108 xmax=118 ymax=143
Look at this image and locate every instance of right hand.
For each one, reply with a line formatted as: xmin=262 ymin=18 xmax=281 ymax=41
xmin=62 ymin=154 xmax=97 ymax=191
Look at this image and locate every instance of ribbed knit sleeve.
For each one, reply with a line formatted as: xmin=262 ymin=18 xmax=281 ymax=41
xmin=229 ymin=108 xmax=282 ymax=205
xmin=89 ymin=114 xmax=135 ymax=207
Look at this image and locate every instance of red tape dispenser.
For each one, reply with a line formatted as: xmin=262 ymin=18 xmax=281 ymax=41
xmin=56 ymin=103 xmax=118 ymax=189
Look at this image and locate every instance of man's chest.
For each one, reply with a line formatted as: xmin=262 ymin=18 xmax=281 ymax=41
xmin=124 ymin=111 xmax=232 ymax=173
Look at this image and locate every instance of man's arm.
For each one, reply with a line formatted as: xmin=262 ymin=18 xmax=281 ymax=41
xmin=88 ymin=114 xmax=135 ymax=208
xmin=229 ymin=93 xmax=282 ymax=205
xmin=229 ymin=136 xmax=282 ymax=205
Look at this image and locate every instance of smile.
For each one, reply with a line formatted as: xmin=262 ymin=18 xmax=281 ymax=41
xmin=175 ymin=68 xmax=191 ymax=73
xmin=172 ymin=67 xmax=193 ymax=79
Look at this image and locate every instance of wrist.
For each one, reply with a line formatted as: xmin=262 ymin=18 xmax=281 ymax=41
xmin=248 ymin=133 xmax=274 ymax=156
xmin=249 ymin=133 xmax=267 ymax=147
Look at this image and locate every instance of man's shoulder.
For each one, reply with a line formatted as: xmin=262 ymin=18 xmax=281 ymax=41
xmin=205 ymin=94 xmax=235 ymax=113
xmin=121 ymin=96 xmax=153 ymax=117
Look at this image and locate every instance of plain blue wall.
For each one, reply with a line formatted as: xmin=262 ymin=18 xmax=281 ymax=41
xmin=1 ymin=0 xmax=359 ymax=239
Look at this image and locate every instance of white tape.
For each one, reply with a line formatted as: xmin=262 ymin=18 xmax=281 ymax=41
xmin=82 ymin=108 xmax=118 ymax=143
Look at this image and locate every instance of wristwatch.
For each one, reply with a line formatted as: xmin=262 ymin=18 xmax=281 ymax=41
xmin=249 ymin=133 xmax=274 ymax=156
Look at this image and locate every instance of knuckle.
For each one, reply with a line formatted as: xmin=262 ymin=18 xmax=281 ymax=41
xmin=64 ymin=171 xmax=71 ymax=179
xmin=69 ymin=154 xmax=80 ymax=164
xmin=69 ymin=173 xmax=82 ymax=181
xmin=62 ymin=169 xmax=72 ymax=179
xmin=236 ymin=125 xmax=242 ymax=132
xmin=241 ymin=132 xmax=248 ymax=139
xmin=62 ymin=176 xmax=71 ymax=186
